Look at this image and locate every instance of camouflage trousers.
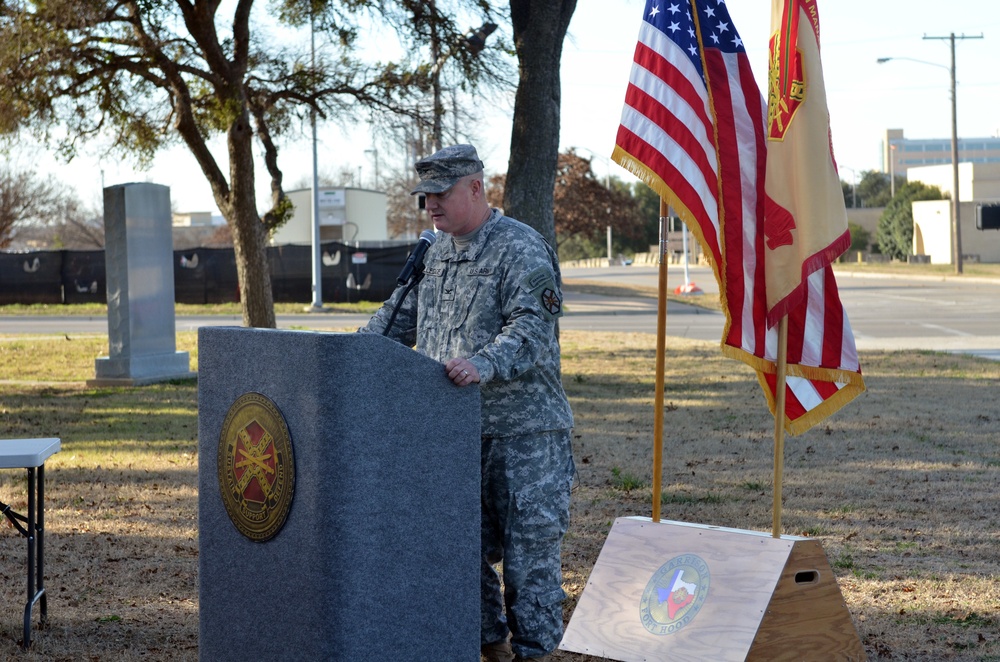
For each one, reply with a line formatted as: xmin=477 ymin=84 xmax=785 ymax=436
xmin=480 ymin=429 xmax=575 ymax=659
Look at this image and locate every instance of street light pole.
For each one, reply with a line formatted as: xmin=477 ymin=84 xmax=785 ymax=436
xmin=429 ymin=0 xmax=443 ymax=152
xmin=839 ymin=165 xmax=857 ymax=208
xmin=573 ymin=147 xmax=616 ymax=266
xmin=888 ymin=145 xmax=896 ymax=198
xmin=840 ymin=165 xmax=858 ymax=208
xmin=308 ymin=10 xmax=325 ymax=312
xmin=365 ymin=148 xmax=379 ymax=189
xmin=429 ymin=16 xmax=497 ymax=151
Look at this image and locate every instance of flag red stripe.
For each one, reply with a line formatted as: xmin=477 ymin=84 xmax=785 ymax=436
xmin=820 ymin=268 xmax=846 ymax=368
xmin=615 ymin=126 xmax=717 ymax=251
xmin=633 ymin=42 xmax=714 ymax=139
xmin=783 ymin=386 xmax=808 ymax=422
xmin=810 ymin=377 xmax=840 ymax=402
xmin=704 ymin=50 xmax=746 ymax=315
xmin=622 ymin=82 xmax=718 ymax=196
xmin=737 ymin=54 xmax=771 ymax=358
xmin=764 ymin=373 xmax=809 ymax=423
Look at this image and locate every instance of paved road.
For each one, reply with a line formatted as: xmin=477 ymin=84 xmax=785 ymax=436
xmin=2 ymin=265 xmax=999 ymax=361
xmin=562 ymin=266 xmax=1000 ymax=361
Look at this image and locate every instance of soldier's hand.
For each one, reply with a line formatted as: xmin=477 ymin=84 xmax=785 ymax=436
xmin=446 ymin=358 xmax=480 ymax=386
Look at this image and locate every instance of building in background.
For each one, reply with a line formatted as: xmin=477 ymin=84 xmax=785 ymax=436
xmin=172 ymin=211 xmax=227 ymax=249
xmin=272 ymin=187 xmax=388 ymax=245
xmin=909 ymin=162 xmax=1000 ymax=264
xmin=172 ymin=211 xmax=224 ymax=227
xmin=884 ymin=129 xmax=1000 ymax=177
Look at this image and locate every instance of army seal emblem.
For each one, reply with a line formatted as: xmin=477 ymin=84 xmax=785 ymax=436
xmin=218 ymin=392 xmax=295 ymax=542
xmin=639 ymin=554 xmax=710 ymax=636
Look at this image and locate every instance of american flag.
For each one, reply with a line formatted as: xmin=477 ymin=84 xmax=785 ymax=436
xmin=611 ymin=0 xmax=865 ymax=435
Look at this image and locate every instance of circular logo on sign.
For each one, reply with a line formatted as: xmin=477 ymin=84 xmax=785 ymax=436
xmin=639 ymin=554 xmax=710 ymax=635
xmin=218 ymin=392 xmax=294 ymax=542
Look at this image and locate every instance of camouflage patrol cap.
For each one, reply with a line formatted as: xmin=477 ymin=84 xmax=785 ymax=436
xmin=410 ymin=144 xmax=485 ymax=194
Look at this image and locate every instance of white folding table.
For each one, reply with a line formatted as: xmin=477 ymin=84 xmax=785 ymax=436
xmin=0 ymin=438 xmax=60 ymax=649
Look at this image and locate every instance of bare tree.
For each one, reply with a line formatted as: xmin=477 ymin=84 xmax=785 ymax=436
xmin=48 ymin=197 xmax=105 ymax=249
xmin=0 ymin=165 xmax=86 ymax=249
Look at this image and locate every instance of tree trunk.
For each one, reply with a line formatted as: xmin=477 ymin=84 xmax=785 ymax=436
xmin=225 ymin=110 xmax=276 ymax=329
xmin=503 ymin=0 xmax=577 ymax=250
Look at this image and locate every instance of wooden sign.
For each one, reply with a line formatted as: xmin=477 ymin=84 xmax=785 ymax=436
xmin=560 ymin=517 xmax=866 ymax=661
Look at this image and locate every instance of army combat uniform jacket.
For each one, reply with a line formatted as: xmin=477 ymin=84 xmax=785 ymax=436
xmin=364 ymin=209 xmax=574 ymax=438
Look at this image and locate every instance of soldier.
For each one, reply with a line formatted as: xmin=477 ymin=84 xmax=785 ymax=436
xmin=362 ymin=144 xmax=575 ymax=662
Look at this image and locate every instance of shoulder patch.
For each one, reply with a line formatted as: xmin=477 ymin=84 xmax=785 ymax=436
xmin=540 ymin=288 xmax=562 ymax=316
xmin=523 ymin=267 xmax=562 ymax=319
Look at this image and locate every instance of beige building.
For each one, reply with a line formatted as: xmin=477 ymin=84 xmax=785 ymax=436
xmin=172 ymin=211 xmax=220 ymax=227
xmin=907 ymin=162 xmax=1000 ymax=201
xmin=909 ymin=162 xmax=1000 ymax=264
xmin=171 ymin=211 xmax=228 ymax=248
xmin=271 ymin=187 xmax=388 ymax=245
xmin=884 ymin=129 xmax=1000 ymax=177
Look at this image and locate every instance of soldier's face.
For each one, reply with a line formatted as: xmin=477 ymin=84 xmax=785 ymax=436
xmin=425 ymin=175 xmax=482 ymax=235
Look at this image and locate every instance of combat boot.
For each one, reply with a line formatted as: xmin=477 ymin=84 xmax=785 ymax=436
xmin=481 ymin=640 xmax=515 ymax=662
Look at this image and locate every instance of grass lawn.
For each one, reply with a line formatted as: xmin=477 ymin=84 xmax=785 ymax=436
xmin=0 ymin=323 xmax=997 ymax=660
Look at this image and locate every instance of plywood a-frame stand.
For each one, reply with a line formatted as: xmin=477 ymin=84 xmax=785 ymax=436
xmin=560 ymin=517 xmax=865 ymax=661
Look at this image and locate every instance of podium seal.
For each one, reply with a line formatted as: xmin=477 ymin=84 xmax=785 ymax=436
xmin=639 ymin=554 xmax=710 ymax=636
xmin=218 ymin=392 xmax=295 ymax=542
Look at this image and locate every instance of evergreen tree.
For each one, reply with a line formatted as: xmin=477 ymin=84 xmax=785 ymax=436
xmin=876 ymin=181 xmax=945 ymax=260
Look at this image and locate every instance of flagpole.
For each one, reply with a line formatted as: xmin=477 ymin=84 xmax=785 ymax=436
xmin=771 ymin=316 xmax=789 ymax=538
xmin=651 ymin=198 xmax=669 ymax=523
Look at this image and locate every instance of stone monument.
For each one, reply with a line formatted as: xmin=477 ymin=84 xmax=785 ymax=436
xmin=90 ymin=182 xmax=194 ymax=386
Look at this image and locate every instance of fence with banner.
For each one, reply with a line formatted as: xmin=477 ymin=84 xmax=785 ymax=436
xmin=0 ymin=242 xmax=415 ymax=306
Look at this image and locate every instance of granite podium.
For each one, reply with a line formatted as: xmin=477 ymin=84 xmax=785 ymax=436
xmin=197 ymin=327 xmax=481 ymax=661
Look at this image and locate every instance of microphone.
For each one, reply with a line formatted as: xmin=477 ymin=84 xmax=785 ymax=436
xmin=396 ymin=230 xmax=437 ymax=286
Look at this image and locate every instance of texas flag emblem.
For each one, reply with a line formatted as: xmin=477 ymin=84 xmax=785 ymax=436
xmin=660 ymin=569 xmax=698 ymax=619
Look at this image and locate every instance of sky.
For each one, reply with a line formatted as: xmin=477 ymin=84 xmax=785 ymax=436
xmin=18 ymin=0 xmax=1000 ymax=215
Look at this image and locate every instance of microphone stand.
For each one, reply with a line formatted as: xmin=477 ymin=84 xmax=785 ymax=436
xmin=382 ymin=268 xmax=424 ymax=337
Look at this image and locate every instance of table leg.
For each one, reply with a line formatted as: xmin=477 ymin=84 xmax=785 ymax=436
xmin=38 ymin=464 xmax=46 ymax=627
xmin=23 ymin=466 xmax=35 ymax=649
xmin=21 ymin=465 xmax=46 ymax=650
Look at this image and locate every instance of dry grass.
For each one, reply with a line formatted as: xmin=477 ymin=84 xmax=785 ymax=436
xmin=0 ymin=330 xmax=997 ymax=660
xmin=0 ymin=334 xmax=201 ymax=659
xmin=555 ymin=334 xmax=1000 ymax=661
xmin=0 ymin=301 xmax=380 ymax=317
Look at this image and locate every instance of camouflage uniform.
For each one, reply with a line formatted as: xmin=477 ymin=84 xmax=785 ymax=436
xmin=363 ymin=210 xmax=574 ymax=659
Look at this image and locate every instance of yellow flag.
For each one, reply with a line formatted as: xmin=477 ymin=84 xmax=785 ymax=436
xmin=764 ymin=0 xmax=850 ymax=327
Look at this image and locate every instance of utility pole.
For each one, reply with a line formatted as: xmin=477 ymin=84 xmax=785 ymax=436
xmin=923 ymin=32 xmax=983 ymax=275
